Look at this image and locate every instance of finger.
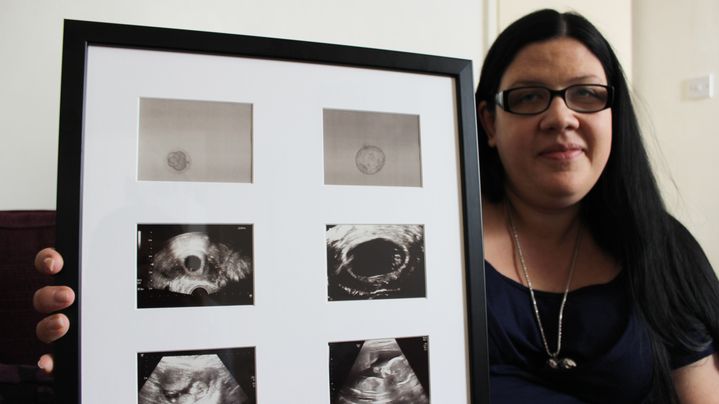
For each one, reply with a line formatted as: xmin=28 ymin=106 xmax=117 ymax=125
xmin=34 ymin=247 xmax=64 ymax=275
xmin=33 ymin=286 xmax=75 ymax=313
xmin=36 ymin=313 xmax=70 ymax=343
xmin=37 ymin=354 xmax=55 ymax=374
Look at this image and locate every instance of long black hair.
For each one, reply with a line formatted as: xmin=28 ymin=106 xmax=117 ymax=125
xmin=476 ymin=9 xmax=719 ymax=403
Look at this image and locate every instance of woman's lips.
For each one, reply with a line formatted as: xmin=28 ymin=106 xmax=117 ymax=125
xmin=539 ymin=145 xmax=584 ymax=160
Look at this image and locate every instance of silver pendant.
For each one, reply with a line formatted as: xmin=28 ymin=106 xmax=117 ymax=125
xmin=547 ymin=357 xmax=577 ymax=370
xmin=560 ymin=358 xmax=577 ymax=369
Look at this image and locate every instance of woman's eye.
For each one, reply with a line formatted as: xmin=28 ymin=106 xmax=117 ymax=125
xmin=519 ymin=93 xmax=542 ymax=102
xmin=574 ymin=87 xmax=605 ymax=99
xmin=577 ymin=89 xmax=596 ymax=97
xmin=510 ymin=89 xmax=547 ymax=105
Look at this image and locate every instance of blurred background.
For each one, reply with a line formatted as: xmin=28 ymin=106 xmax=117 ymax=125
xmin=1 ymin=0 xmax=716 ymax=270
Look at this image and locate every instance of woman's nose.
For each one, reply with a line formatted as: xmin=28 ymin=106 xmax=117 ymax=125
xmin=539 ymin=96 xmax=580 ymax=132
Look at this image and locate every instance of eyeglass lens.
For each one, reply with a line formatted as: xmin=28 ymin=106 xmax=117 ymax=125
xmin=505 ymin=85 xmax=609 ymax=114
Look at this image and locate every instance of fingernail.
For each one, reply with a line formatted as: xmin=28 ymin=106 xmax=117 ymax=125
xmin=51 ymin=316 xmax=66 ymax=331
xmin=43 ymin=257 xmax=56 ymax=273
xmin=37 ymin=359 xmax=46 ymax=370
xmin=55 ymin=289 xmax=72 ymax=304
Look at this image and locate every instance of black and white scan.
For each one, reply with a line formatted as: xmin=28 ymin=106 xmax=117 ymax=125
xmin=138 ymin=348 xmax=256 ymax=404
xmin=323 ymin=109 xmax=422 ymax=187
xmin=327 ymin=224 xmax=426 ymax=301
xmin=329 ymin=337 xmax=430 ymax=404
xmin=137 ymin=98 xmax=253 ymax=184
xmin=137 ymin=224 xmax=253 ymax=308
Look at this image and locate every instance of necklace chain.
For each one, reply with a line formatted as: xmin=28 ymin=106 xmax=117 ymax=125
xmin=507 ymin=206 xmax=582 ymax=369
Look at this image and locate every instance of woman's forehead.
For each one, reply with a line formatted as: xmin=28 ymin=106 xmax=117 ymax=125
xmin=500 ymin=37 xmax=607 ymax=88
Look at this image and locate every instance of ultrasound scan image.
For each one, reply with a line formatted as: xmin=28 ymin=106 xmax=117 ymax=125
xmin=138 ymin=348 xmax=256 ymax=404
xmin=327 ymin=224 xmax=426 ymax=301
xmin=323 ymin=109 xmax=422 ymax=187
xmin=329 ymin=337 xmax=430 ymax=404
xmin=138 ymin=98 xmax=253 ymax=183
xmin=137 ymin=224 xmax=253 ymax=308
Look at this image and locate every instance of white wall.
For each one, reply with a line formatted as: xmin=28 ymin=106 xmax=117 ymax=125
xmin=0 ymin=0 xmax=483 ymax=210
xmin=633 ymin=0 xmax=719 ymax=269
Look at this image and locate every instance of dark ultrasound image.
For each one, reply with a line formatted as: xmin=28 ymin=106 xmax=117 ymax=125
xmin=138 ymin=347 xmax=256 ymax=404
xmin=329 ymin=337 xmax=430 ymax=404
xmin=327 ymin=224 xmax=426 ymax=301
xmin=137 ymin=224 xmax=253 ymax=308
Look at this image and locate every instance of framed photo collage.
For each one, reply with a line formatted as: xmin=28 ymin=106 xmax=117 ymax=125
xmin=54 ymin=20 xmax=488 ymax=404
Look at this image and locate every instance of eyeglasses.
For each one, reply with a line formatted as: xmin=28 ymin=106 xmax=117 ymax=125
xmin=494 ymin=84 xmax=614 ymax=115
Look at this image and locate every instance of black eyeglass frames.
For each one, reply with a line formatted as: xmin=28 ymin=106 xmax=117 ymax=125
xmin=495 ymin=84 xmax=614 ymax=115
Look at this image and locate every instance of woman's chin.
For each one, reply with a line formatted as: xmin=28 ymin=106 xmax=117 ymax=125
xmin=539 ymin=187 xmax=591 ymax=209
xmin=507 ymin=178 xmax=593 ymax=211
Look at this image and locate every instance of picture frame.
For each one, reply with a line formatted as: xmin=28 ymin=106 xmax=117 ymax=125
xmin=55 ymin=19 xmax=489 ymax=403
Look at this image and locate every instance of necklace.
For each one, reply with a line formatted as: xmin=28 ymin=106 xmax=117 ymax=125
xmin=507 ymin=207 xmax=582 ymax=370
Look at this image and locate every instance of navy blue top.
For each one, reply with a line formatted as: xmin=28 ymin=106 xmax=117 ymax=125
xmin=486 ymin=260 xmax=715 ymax=403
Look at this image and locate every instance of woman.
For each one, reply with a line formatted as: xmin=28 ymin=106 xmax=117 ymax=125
xmin=475 ymin=9 xmax=719 ymax=403
xmin=33 ymin=9 xmax=719 ymax=403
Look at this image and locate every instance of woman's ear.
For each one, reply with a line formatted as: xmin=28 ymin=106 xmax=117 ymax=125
xmin=478 ymin=101 xmax=497 ymax=147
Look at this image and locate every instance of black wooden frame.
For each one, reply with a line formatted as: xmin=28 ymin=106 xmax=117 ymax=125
xmin=55 ymin=19 xmax=489 ymax=403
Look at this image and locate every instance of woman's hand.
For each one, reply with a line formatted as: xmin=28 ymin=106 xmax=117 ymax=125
xmin=33 ymin=247 xmax=75 ymax=373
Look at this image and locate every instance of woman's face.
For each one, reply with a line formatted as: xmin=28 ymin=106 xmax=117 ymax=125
xmin=480 ymin=37 xmax=612 ymax=210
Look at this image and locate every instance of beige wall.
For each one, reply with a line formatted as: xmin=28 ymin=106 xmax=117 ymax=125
xmin=633 ymin=0 xmax=719 ymax=269
xmin=0 ymin=0 xmax=484 ymax=210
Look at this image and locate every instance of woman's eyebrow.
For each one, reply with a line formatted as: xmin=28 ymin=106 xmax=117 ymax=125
xmin=505 ymin=75 xmax=605 ymax=89
xmin=505 ymin=80 xmax=547 ymax=88
xmin=568 ymin=74 xmax=605 ymax=83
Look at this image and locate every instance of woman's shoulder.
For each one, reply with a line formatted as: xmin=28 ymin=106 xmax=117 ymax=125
xmin=665 ymin=214 xmax=714 ymax=270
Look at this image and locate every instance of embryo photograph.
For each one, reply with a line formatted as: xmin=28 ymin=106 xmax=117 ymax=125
xmin=323 ymin=109 xmax=422 ymax=187
xmin=137 ymin=224 xmax=253 ymax=308
xmin=138 ymin=347 xmax=256 ymax=404
xmin=329 ymin=336 xmax=430 ymax=404
xmin=327 ymin=224 xmax=426 ymax=301
xmin=138 ymin=98 xmax=253 ymax=183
